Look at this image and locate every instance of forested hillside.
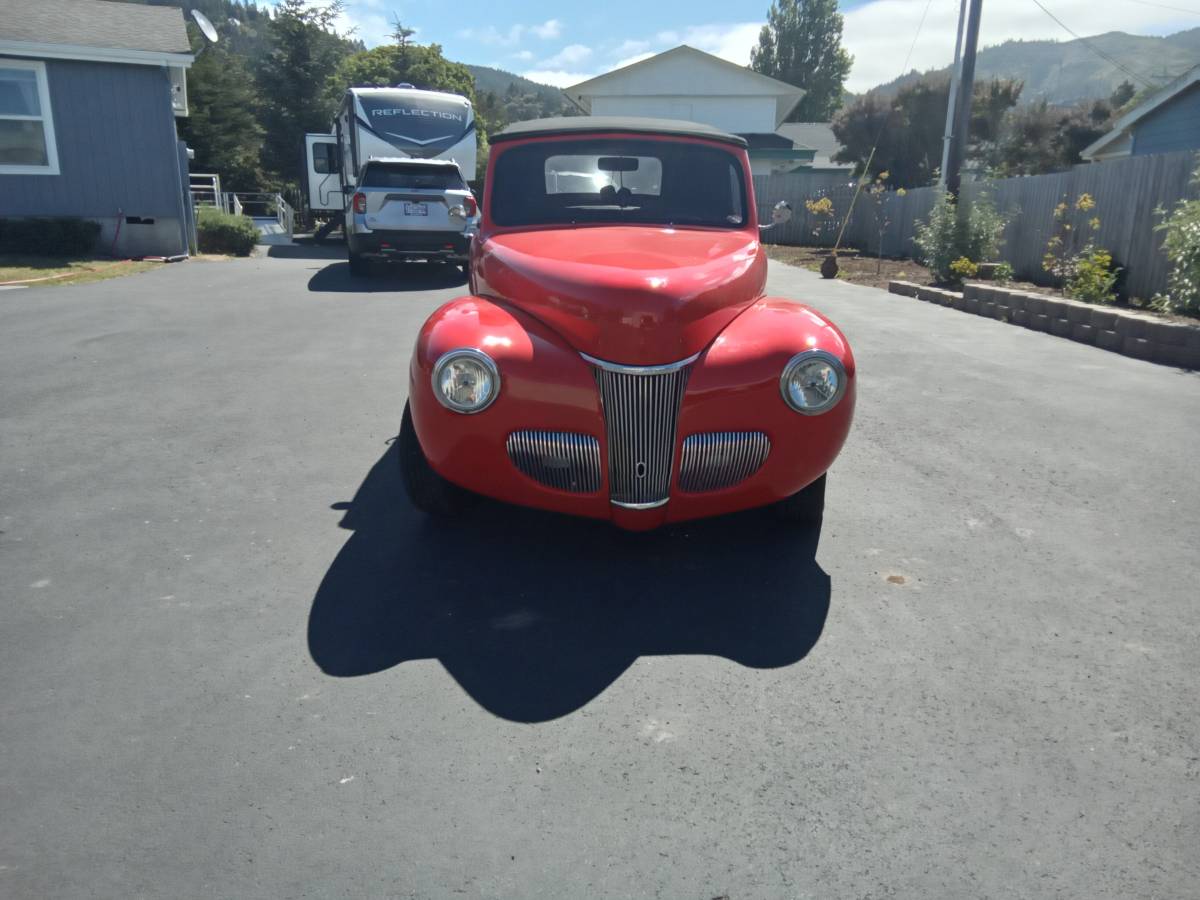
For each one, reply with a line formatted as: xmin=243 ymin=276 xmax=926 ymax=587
xmin=867 ymin=29 xmax=1200 ymax=105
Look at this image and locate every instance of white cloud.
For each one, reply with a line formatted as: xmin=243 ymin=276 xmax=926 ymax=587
xmin=612 ymin=51 xmax=656 ymax=70
xmin=457 ymin=19 xmax=564 ymax=47
xmin=569 ymin=3 xmax=1189 ymax=95
xmin=333 ymin=7 xmax=392 ymax=46
xmin=670 ymin=23 xmax=763 ymax=64
xmin=531 ymin=19 xmax=563 ymax=40
xmin=521 ymin=69 xmax=601 ymax=88
xmin=612 ymin=39 xmax=651 ymax=57
xmin=341 ymin=1 xmax=1188 ymax=92
xmin=541 ymin=43 xmax=593 ymax=68
xmin=456 ymin=24 xmax=525 ymax=46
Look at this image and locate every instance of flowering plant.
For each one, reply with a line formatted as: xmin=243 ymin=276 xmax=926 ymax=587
xmin=1043 ymin=192 xmax=1118 ymax=303
xmin=1153 ymin=164 xmax=1200 ymax=316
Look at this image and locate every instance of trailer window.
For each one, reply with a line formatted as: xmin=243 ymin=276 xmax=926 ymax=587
xmin=360 ymin=163 xmax=465 ymax=190
xmin=312 ymin=143 xmax=337 ymax=174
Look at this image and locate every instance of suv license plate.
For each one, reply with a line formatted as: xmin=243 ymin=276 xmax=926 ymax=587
xmin=404 ymin=202 xmax=427 ymax=216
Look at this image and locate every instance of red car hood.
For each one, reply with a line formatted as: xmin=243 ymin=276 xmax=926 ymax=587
xmin=474 ymin=227 xmax=767 ymax=366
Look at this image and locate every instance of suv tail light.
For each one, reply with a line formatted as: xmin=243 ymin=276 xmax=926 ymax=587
xmin=352 ymin=192 xmax=366 ymax=214
xmin=463 ymin=195 xmax=478 ymax=217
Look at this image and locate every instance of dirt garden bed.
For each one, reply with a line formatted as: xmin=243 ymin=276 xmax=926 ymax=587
xmin=763 ymin=244 xmax=1197 ymax=326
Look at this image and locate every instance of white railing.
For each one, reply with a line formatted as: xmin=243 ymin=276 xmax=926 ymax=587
xmin=190 ymin=184 xmax=295 ymax=239
xmin=189 ymin=173 xmax=222 ymax=208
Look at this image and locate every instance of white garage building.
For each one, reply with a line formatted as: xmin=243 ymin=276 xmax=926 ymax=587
xmin=564 ymin=46 xmax=815 ymax=176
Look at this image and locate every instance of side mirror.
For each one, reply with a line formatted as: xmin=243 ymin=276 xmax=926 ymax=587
xmin=759 ymin=200 xmax=792 ymax=231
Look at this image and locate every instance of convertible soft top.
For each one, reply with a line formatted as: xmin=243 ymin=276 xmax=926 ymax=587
xmin=491 ymin=116 xmax=749 ymax=149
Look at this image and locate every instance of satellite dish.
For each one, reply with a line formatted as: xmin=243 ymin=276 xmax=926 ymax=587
xmin=191 ymin=9 xmax=219 ymax=43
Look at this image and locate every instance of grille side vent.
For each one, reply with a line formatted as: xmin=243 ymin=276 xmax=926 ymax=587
xmin=592 ymin=364 xmax=690 ymax=508
xmin=506 ymin=431 xmax=601 ymax=493
xmin=678 ymin=432 xmax=771 ymax=493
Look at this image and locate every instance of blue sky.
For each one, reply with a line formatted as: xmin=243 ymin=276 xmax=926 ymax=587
xmin=321 ymin=0 xmax=1197 ymax=92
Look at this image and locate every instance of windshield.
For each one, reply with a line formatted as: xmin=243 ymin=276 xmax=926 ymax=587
xmin=360 ymin=163 xmax=465 ymax=190
xmin=490 ymin=138 xmax=747 ymax=229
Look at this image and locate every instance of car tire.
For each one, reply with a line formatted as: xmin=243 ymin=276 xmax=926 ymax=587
xmin=398 ymin=402 xmax=477 ymax=517
xmin=348 ymin=252 xmax=369 ymax=277
xmin=772 ymin=473 xmax=826 ymax=527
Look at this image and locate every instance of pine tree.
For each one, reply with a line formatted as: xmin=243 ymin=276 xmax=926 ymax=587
xmin=255 ymin=0 xmax=354 ymax=183
xmin=178 ymin=45 xmax=265 ymax=191
xmin=750 ymin=0 xmax=853 ymax=122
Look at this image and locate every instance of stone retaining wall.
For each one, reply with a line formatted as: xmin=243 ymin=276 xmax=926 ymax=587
xmin=888 ymin=281 xmax=1200 ymax=370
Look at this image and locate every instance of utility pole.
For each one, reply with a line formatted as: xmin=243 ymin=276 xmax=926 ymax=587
xmin=943 ymin=0 xmax=984 ymax=197
xmin=938 ymin=0 xmax=968 ymax=188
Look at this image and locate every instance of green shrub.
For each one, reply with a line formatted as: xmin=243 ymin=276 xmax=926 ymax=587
xmin=1066 ymin=246 xmax=1119 ymax=304
xmin=196 ymin=207 xmax=258 ymax=256
xmin=0 ymin=217 xmax=101 ymax=256
xmin=914 ymin=191 xmax=1006 ymax=284
xmin=1153 ymin=164 xmax=1200 ymax=316
xmin=992 ymin=261 xmax=1014 ymax=283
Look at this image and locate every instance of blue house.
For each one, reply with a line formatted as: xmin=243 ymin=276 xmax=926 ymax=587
xmin=0 ymin=0 xmax=194 ymax=257
xmin=1083 ymin=64 xmax=1200 ymax=162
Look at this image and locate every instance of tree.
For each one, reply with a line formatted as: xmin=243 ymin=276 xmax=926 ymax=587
xmin=254 ymin=0 xmax=355 ymax=184
xmin=831 ymin=78 xmax=1022 ymax=187
xmin=1109 ymin=80 xmax=1136 ymax=111
xmin=178 ymin=44 xmax=265 ymax=190
xmin=326 ymin=39 xmax=484 ymax=177
xmin=750 ymin=0 xmax=853 ymax=121
xmin=325 ymin=44 xmax=475 ymax=107
xmin=985 ymin=82 xmax=1132 ymax=176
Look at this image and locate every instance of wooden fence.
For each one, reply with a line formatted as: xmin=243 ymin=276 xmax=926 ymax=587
xmin=754 ymin=150 xmax=1199 ymax=300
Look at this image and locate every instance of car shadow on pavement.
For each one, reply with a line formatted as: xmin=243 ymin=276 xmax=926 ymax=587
xmin=265 ymin=241 xmax=348 ymax=261
xmin=306 ymin=261 xmax=467 ymax=293
xmin=307 ymin=440 xmax=831 ymax=723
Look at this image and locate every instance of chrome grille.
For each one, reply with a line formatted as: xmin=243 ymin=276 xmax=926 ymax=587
xmin=506 ymin=431 xmax=601 ymax=493
xmin=679 ymin=432 xmax=771 ymax=492
xmin=589 ymin=355 xmax=692 ymax=508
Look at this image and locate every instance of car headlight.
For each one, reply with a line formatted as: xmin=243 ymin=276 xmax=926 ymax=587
xmin=780 ymin=349 xmax=846 ymax=415
xmin=432 ymin=348 xmax=500 ymax=414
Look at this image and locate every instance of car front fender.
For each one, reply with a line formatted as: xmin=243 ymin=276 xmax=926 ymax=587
xmin=408 ymin=295 xmax=610 ymax=518
xmin=666 ymin=298 xmax=856 ymax=520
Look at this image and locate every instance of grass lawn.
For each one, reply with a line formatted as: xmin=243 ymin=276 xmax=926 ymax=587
xmin=0 ymin=256 xmax=162 ymax=288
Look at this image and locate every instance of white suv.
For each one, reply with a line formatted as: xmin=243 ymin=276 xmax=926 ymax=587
xmin=345 ymin=158 xmax=479 ymax=276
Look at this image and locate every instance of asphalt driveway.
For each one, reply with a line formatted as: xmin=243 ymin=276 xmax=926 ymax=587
xmin=2 ymin=247 xmax=1198 ymax=898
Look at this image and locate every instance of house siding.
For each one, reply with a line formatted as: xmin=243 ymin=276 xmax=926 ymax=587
xmin=0 ymin=57 xmax=184 ymax=221
xmin=1131 ymin=83 xmax=1200 ymax=157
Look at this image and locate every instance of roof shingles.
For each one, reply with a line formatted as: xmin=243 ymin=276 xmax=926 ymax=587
xmin=0 ymin=0 xmax=191 ymax=55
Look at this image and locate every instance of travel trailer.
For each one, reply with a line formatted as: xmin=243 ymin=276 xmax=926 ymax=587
xmin=304 ymin=85 xmax=477 ymax=228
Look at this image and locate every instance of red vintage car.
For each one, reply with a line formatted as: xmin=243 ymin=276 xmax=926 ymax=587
xmin=399 ymin=117 xmax=854 ymax=531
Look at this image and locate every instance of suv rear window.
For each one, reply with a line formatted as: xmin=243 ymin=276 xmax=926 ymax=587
xmin=490 ymin=138 xmax=746 ymax=229
xmin=360 ymin=163 xmax=465 ymax=190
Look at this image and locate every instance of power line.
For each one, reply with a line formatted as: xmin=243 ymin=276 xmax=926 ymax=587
xmin=1029 ymin=0 xmax=1159 ymax=89
xmin=1124 ymin=0 xmax=1200 ymax=16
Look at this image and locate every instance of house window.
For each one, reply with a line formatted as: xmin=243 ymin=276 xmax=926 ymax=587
xmin=0 ymin=59 xmax=60 ymax=175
